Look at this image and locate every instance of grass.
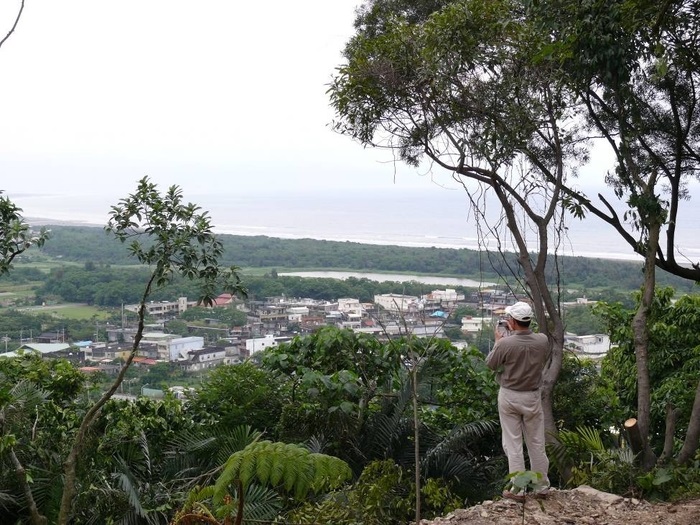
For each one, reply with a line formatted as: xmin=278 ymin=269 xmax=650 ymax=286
xmin=27 ymin=304 xmax=112 ymax=320
xmin=0 ymin=282 xmax=42 ymax=299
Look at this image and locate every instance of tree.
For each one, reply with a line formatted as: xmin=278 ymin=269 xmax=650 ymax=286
xmin=0 ymin=0 xmax=24 ymax=52
xmin=0 ymin=192 xmax=49 ymax=276
xmin=597 ymin=290 xmax=700 ymax=463
xmin=524 ymin=0 xmax=700 ymax=469
xmin=55 ymin=177 xmax=245 ymax=524
xmin=189 ymin=362 xmax=286 ymax=434
xmin=174 ymin=440 xmax=353 ymax=525
xmin=330 ymin=0 xmax=574 ymax=446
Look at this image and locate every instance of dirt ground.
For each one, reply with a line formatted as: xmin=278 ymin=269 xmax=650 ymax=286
xmin=419 ymin=486 xmax=700 ymax=525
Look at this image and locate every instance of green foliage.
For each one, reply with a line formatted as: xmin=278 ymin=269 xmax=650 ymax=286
xmin=548 ymin=426 xmax=639 ymax=496
xmin=213 ymin=440 xmax=352 ymax=503
xmin=418 ymin=345 xmax=499 ymax=431
xmin=179 ymin=305 xmax=247 ymax=327
xmin=189 ymin=362 xmax=286 ymax=433
xmin=596 ymin=289 xmax=700 ymax=451
xmin=289 ymin=459 xmax=462 ymax=525
xmin=551 ymin=426 xmax=700 ymax=501
xmin=106 ymin=177 xmax=245 ymax=305
xmin=288 ymin=460 xmax=413 ymax=525
xmin=0 ymin=193 xmax=49 ymax=276
xmin=563 ymin=304 xmax=605 ymax=335
xmin=636 ymin=461 xmax=700 ymax=501
xmin=262 ymin=327 xmax=403 ymax=452
xmin=0 ymin=353 xmax=87 ymax=403
xmin=506 ymin=470 xmax=545 ymax=494
xmin=35 ymin=225 xmax=697 ymax=296
xmin=553 ymin=353 xmax=620 ymax=433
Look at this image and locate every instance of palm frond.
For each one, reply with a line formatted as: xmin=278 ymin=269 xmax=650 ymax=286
xmin=0 ymin=489 xmax=18 ymax=509
xmin=3 ymin=380 xmax=49 ymax=424
xmin=214 ymin=483 xmax=283 ymax=523
xmin=163 ymin=425 xmax=262 ymax=487
xmin=306 ymin=434 xmax=327 ymax=454
xmin=115 ymin=471 xmax=146 ymax=519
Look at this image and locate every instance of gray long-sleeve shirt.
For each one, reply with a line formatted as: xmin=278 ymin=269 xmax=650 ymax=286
xmin=486 ymin=329 xmax=550 ymax=391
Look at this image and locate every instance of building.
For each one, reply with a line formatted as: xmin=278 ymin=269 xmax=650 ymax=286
xmin=245 ymin=334 xmax=293 ymax=355
xmin=461 ymin=316 xmax=492 ymax=333
xmin=565 ymin=333 xmax=611 ymax=359
xmin=180 ymin=346 xmax=227 ymax=372
xmin=0 ymin=343 xmax=71 ymax=359
xmin=374 ymin=293 xmax=421 ymax=313
xmin=422 ymin=289 xmax=466 ymax=312
xmin=287 ymin=306 xmax=309 ymax=323
xmin=157 ymin=336 xmax=205 ymax=361
xmin=124 ymin=297 xmax=196 ymax=318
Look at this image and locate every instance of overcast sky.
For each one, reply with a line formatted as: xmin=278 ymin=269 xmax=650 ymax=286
xmin=0 ymin=0 xmax=445 ymax=201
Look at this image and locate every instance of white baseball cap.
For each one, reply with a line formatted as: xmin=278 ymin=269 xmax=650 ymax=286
xmin=505 ymin=301 xmax=534 ymax=322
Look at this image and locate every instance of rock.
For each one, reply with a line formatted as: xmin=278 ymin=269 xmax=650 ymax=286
xmin=572 ymin=485 xmax=625 ymax=505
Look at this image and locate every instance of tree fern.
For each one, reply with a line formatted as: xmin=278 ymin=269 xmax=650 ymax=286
xmin=213 ymin=440 xmax=352 ymax=502
xmin=255 ymin=442 xmax=274 ymax=486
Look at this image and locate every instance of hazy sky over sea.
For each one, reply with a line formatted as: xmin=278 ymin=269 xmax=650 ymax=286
xmin=0 ymin=0 xmax=439 ymax=198
xmin=0 ymin=0 xmax=613 ymax=201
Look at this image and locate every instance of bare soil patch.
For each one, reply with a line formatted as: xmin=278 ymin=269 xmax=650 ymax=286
xmin=420 ymin=486 xmax=700 ymax=525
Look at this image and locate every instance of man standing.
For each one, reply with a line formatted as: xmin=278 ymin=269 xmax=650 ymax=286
xmin=486 ymin=301 xmax=551 ymax=500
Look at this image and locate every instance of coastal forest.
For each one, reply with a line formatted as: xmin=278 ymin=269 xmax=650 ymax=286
xmin=36 ymin=225 xmax=698 ymax=297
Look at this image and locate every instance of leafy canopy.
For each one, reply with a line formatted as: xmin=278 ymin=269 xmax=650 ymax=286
xmin=0 ymin=192 xmax=49 ymax=275
xmin=105 ymin=176 xmax=245 ymax=304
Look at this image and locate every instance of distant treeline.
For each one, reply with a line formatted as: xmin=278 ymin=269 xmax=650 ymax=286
xmin=34 ymin=225 xmax=696 ymax=294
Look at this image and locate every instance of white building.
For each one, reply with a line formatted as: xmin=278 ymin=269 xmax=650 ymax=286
xmin=461 ymin=316 xmax=492 ymax=333
xmin=565 ymin=334 xmax=611 ymax=359
xmin=423 ymin=289 xmax=465 ymax=303
xmin=181 ymin=347 xmax=227 ymax=372
xmin=0 ymin=343 xmax=71 ymax=359
xmin=337 ymin=298 xmax=364 ymax=316
xmin=246 ymin=334 xmax=279 ymax=355
xmin=374 ymin=293 xmax=421 ymax=313
xmin=124 ymin=297 xmax=196 ymax=318
xmin=286 ymin=306 xmax=309 ymax=322
xmin=156 ymin=336 xmax=204 ymax=361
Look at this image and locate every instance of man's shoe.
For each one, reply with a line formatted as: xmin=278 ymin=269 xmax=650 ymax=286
xmin=533 ymin=486 xmax=550 ymax=499
xmin=502 ymin=489 xmax=526 ymax=502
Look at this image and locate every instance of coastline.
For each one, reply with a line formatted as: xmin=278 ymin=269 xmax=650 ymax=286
xmin=26 ymin=215 xmax=643 ymax=264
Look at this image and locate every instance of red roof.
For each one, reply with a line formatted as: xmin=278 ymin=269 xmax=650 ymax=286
xmin=212 ymin=293 xmax=233 ymax=307
xmin=133 ymin=357 xmax=158 ymax=365
xmin=79 ymin=367 xmax=102 ymax=373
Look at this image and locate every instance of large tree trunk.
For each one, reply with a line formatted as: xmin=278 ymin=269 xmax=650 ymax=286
xmin=676 ymin=378 xmax=700 ymax=464
xmin=632 ymin=222 xmax=660 ymax=471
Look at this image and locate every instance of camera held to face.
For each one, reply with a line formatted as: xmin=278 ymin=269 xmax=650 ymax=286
xmin=497 ymin=318 xmax=510 ymax=336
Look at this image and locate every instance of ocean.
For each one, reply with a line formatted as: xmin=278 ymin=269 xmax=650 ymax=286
xmin=10 ymin=187 xmax=700 ymax=264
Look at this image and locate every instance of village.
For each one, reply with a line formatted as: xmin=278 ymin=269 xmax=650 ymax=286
xmin=1 ymin=287 xmax=611 ymax=380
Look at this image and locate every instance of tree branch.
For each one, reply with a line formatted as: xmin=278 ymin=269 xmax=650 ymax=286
xmin=0 ymin=0 xmax=25 ymax=50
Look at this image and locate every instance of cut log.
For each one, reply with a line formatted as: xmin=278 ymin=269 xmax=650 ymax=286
xmin=624 ymin=418 xmax=644 ymax=458
xmin=624 ymin=417 xmax=657 ymax=469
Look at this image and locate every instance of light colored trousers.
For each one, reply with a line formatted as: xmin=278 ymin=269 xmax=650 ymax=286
xmin=498 ymin=386 xmax=550 ymax=487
